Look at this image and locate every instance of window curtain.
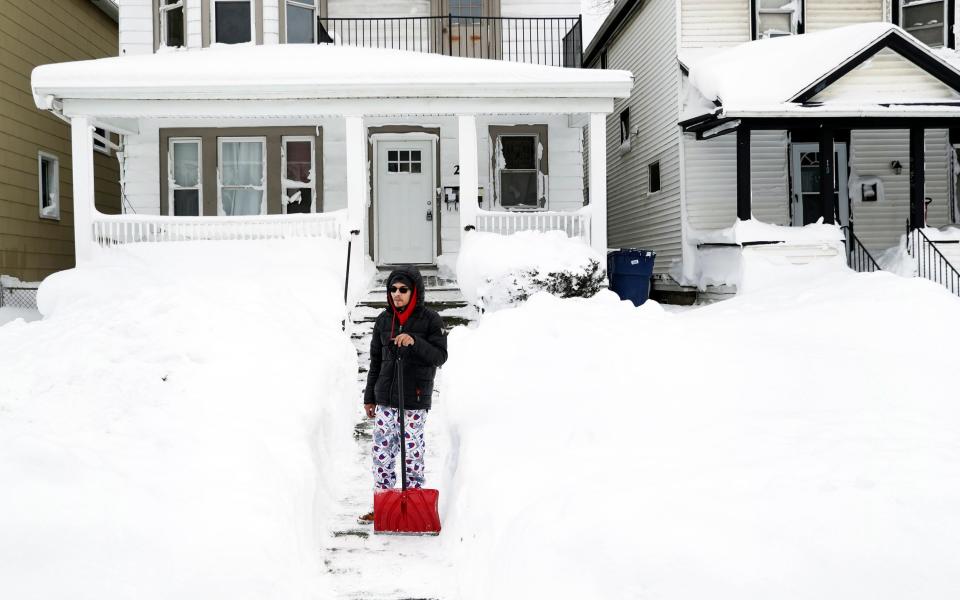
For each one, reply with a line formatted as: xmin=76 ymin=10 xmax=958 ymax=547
xmin=221 ymin=141 xmax=264 ymax=215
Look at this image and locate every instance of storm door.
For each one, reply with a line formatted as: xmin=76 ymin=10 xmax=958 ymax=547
xmin=790 ymin=142 xmax=849 ymax=227
xmin=376 ymin=140 xmax=436 ymax=265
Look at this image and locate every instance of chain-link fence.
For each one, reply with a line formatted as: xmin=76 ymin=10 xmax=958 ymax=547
xmin=0 ymin=282 xmax=39 ymax=310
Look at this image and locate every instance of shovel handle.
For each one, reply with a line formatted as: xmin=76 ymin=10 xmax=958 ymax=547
xmin=395 ymin=350 xmax=407 ymax=491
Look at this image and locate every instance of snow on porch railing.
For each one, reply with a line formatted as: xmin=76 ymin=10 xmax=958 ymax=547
xmin=92 ymin=211 xmax=347 ymax=246
xmin=474 ymin=210 xmax=590 ymax=242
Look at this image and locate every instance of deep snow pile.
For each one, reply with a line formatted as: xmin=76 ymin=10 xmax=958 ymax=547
xmin=0 ymin=240 xmax=358 ymax=600
xmin=455 ymin=230 xmax=605 ymax=310
xmin=438 ymin=269 xmax=960 ymax=599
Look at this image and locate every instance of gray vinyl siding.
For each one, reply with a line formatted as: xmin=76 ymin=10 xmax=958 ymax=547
xmin=680 ymin=0 xmax=750 ymax=49
xmin=805 ymin=0 xmax=884 ymax=33
xmin=604 ymin=0 xmax=682 ymax=273
xmin=683 ymin=130 xmax=789 ymax=230
xmin=850 ymin=128 xmax=952 ymax=254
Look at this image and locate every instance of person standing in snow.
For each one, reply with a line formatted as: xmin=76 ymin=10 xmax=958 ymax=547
xmin=358 ymin=266 xmax=447 ymax=524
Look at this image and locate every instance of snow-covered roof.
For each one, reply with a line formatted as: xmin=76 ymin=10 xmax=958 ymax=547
xmin=681 ymin=23 xmax=960 ymax=119
xmin=31 ymin=44 xmax=633 ymax=108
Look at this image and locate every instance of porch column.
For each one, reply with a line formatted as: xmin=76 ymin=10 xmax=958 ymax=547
xmin=70 ymin=116 xmax=95 ymax=264
xmin=736 ymin=126 xmax=751 ymax=221
xmin=909 ymin=127 xmax=926 ymax=229
xmin=589 ymin=112 xmax=608 ymax=253
xmin=457 ymin=114 xmax=479 ymax=232
xmin=345 ymin=115 xmax=367 ymax=299
xmin=819 ymin=127 xmax=835 ymax=225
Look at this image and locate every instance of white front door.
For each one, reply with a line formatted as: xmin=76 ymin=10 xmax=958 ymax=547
xmin=376 ymin=140 xmax=435 ymax=265
xmin=790 ymin=142 xmax=849 ymax=227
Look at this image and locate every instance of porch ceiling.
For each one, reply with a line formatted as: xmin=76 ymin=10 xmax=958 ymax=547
xmin=32 ymin=44 xmax=632 ymax=114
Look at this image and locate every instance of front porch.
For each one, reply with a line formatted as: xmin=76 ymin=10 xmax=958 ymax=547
xmin=31 ymin=43 xmax=631 ymax=296
xmin=679 ymin=23 xmax=960 ymax=296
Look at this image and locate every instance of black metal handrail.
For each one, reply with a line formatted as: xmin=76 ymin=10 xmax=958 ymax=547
xmin=841 ymin=226 xmax=881 ymax=273
xmin=317 ymin=15 xmax=583 ymax=68
xmin=907 ymin=227 xmax=960 ymax=296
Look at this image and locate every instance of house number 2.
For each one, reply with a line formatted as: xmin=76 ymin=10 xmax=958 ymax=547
xmin=453 ymin=164 xmax=459 ymax=175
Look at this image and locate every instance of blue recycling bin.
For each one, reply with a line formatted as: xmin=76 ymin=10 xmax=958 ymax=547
xmin=607 ymin=249 xmax=656 ymax=306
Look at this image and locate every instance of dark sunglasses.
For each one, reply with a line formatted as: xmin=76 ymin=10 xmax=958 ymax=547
xmin=390 ymin=286 xmax=410 ymax=294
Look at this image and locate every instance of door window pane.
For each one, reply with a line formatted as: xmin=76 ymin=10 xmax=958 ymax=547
xmin=286 ymin=2 xmax=315 ymax=43
xmin=216 ymin=1 xmax=252 ymax=44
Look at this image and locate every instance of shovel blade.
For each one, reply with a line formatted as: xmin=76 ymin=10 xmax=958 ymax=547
xmin=373 ymin=488 xmax=441 ymax=535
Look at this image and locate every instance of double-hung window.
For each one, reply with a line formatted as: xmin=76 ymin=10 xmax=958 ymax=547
xmin=214 ymin=0 xmax=253 ymax=44
xmin=281 ymin=137 xmax=316 ymax=213
xmin=159 ymin=0 xmax=185 ymax=47
xmin=901 ymin=0 xmax=948 ymax=48
xmin=497 ymin=135 xmax=541 ymax=210
xmin=755 ymin=0 xmax=801 ymax=39
xmin=218 ymin=137 xmax=266 ymax=215
xmin=169 ymin=138 xmax=202 ymax=216
xmin=37 ymin=152 xmax=60 ymax=220
xmin=285 ymin=0 xmax=316 ymax=43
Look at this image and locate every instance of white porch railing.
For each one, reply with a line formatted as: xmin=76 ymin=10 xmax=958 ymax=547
xmin=474 ymin=210 xmax=591 ymax=243
xmin=91 ymin=211 xmax=347 ymax=246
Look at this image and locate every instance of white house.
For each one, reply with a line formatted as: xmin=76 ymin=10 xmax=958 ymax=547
xmin=30 ymin=0 xmax=632 ymax=296
xmin=586 ymin=0 xmax=960 ymax=298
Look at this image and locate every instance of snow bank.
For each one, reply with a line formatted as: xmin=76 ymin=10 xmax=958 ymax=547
xmin=439 ymin=270 xmax=960 ymax=599
xmin=690 ymin=218 xmax=845 ymax=245
xmin=0 ymin=240 xmax=358 ymax=600
xmin=455 ymin=230 xmax=605 ymax=311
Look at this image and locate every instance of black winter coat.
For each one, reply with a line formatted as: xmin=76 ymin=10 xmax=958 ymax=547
xmin=363 ymin=266 xmax=447 ymax=411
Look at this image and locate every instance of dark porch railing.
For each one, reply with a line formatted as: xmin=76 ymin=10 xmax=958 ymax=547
xmin=841 ymin=226 xmax=881 ymax=273
xmin=907 ymin=226 xmax=960 ymax=296
xmin=317 ymin=15 xmax=583 ymax=68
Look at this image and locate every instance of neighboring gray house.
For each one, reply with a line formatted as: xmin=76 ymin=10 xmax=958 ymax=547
xmin=587 ymin=0 xmax=960 ymax=298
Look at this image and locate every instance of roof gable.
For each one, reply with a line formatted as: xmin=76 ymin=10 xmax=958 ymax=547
xmin=809 ymin=47 xmax=960 ymax=104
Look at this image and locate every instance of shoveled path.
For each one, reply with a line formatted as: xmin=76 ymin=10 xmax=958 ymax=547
xmin=321 ymin=270 xmax=477 ymax=599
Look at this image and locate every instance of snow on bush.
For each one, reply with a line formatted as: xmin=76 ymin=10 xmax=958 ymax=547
xmin=455 ymin=230 xmax=605 ymax=311
xmin=0 ymin=240 xmax=358 ymax=600
xmin=438 ymin=270 xmax=960 ymax=599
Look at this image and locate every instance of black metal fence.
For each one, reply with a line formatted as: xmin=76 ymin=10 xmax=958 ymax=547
xmin=842 ymin=226 xmax=881 ymax=273
xmin=317 ymin=15 xmax=583 ymax=68
xmin=907 ymin=227 xmax=960 ymax=296
xmin=0 ymin=282 xmax=39 ymax=310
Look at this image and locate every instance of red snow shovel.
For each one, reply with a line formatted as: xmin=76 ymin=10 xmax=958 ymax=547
xmin=374 ymin=349 xmax=441 ymax=536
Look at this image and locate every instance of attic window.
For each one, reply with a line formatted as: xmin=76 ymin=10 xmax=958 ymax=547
xmin=159 ymin=0 xmax=185 ymax=48
xmin=901 ymin=0 xmax=948 ymax=48
xmin=755 ymin=0 xmax=802 ymax=39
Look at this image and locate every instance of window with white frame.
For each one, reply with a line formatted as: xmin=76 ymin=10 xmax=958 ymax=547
xmin=37 ymin=152 xmax=60 ymax=220
xmin=285 ymin=0 xmax=316 ymax=43
xmin=756 ymin=0 xmax=801 ymax=39
xmin=214 ymin=0 xmax=253 ymax=44
xmin=218 ymin=137 xmax=266 ymax=215
xmin=901 ymin=0 xmax=948 ymax=48
xmin=497 ymin=135 xmax=540 ymax=209
xmin=159 ymin=0 xmax=186 ymax=47
xmin=169 ymin=138 xmax=202 ymax=216
xmin=281 ymin=137 xmax=316 ymax=213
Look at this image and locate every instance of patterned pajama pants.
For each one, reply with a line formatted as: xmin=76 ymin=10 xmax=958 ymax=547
xmin=372 ymin=405 xmax=428 ymax=490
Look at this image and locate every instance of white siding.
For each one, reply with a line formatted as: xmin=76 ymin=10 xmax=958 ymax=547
xmin=326 ymin=0 xmax=431 ymax=18
xmin=187 ymin=0 xmax=203 ymax=48
xmin=606 ymin=0 xmax=682 ymax=272
xmin=500 ymin=0 xmax=580 ymax=18
xmin=121 ymin=121 xmax=161 ymax=214
xmin=119 ymin=0 xmax=153 ymax=55
xmin=264 ymin=0 xmax=280 ymax=44
xmin=682 ymin=130 xmax=788 ymax=230
xmin=805 ymin=0 xmax=884 ymax=33
xmin=680 ymin=0 xmax=750 ymax=49
xmin=812 ymin=48 xmax=960 ymax=103
xmin=849 ymin=128 xmax=952 ymax=253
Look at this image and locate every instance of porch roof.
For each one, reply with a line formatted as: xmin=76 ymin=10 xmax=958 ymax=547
xmin=31 ymin=44 xmax=633 ymax=109
xmin=680 ymin=23 xmax=960 ymax=122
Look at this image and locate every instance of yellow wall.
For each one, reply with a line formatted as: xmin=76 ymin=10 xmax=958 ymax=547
xmin=1 ymin=0 xmax=120 ymax=282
